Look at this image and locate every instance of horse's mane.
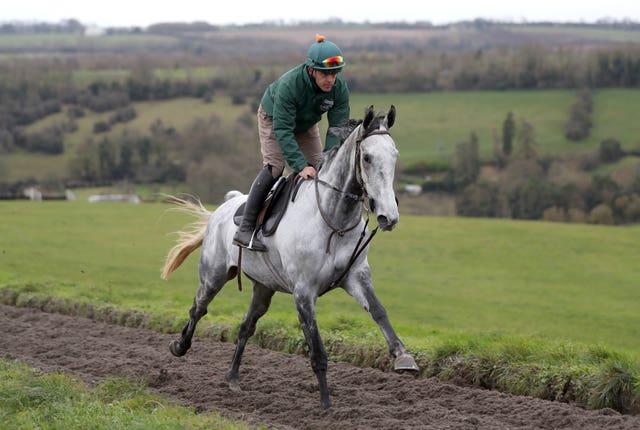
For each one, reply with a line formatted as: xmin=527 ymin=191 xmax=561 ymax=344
xmin=319 ymin=108 xmax=391 ymax=171
xmin=328 ymin=119 xmax=362 ymax=144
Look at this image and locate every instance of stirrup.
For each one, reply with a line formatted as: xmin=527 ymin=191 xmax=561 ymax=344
xmin=246 ymin=231 xmax=267 ymax=251
xmin=233 ymin=230 xmax=267 ymax=252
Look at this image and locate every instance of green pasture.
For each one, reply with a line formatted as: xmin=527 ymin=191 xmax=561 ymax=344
xmin=71 ymin=66 xmax=224 ymax=86
xmin=1 ymin=201 xmax=639 ymax=410
xmin=0 ymin=200 xmax=638 ymax=353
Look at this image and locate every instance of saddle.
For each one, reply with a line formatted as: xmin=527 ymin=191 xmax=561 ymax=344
xmin=233 ymin=173 xmax=303 ymax=237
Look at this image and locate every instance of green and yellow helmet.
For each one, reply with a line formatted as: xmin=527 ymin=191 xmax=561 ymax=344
xmin=305 ymin=34 xmax=345 ymax=71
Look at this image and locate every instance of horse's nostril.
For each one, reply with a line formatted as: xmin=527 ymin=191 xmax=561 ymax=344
xmin=377 ymin=215 xmax=396 ymax=230
xmin=377 ymin=214 xmax=398 ymax=231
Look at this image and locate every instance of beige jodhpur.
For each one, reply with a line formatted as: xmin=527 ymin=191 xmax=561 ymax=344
xmin=258 ymin=104 xmax=322 ymax=178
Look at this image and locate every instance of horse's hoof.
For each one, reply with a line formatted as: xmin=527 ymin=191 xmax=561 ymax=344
xmin=320 ymin=398 xmax=332 ymax=409
xmin=226 ymin=372 xmax=241 ymax=391
xmin=228 ymin=379 xmax=241 ymax=392
xmin=394 ymin=353 xmax=419 ymax=372
xmin=169 ymin=340 xmax=187 ymax=357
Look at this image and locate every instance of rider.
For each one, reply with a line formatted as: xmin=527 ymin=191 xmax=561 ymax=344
xmin=233 ymin=34 xmax=350 ymax=251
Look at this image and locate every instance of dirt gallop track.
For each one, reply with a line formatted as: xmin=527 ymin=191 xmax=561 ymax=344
xmin=2 ymin=304 xmax=638 ymax=430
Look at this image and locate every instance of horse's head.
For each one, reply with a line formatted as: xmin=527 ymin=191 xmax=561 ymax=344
xmin=355 ymin=105 xmax=399 ymax=231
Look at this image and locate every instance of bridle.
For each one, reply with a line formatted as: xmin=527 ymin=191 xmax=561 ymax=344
xmin=354 ymin=129 xmax=392 ymax=190
xmin=314 ymin=127 xmax=391 ymax=258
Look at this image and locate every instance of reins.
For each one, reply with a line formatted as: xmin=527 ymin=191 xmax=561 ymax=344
xmin=329 ymin=218 xmax=378 ymax=288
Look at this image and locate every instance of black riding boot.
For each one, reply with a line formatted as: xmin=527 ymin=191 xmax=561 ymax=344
xmin=233 ymin=168 xmax=276 ymax=251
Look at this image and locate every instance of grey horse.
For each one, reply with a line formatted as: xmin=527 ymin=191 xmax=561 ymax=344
xmin=161 ymin=105 xmax=419 ymax=409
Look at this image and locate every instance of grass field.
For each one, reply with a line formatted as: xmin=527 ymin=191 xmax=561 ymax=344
xmin=1 ymin=199 xmax=639 ymax=410
xmin=1 ymin=200 xmax=638 ymax=354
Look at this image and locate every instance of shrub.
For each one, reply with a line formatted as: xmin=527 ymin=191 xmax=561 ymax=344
xmin=611 ymin=193 xmax=640 ymax=223
xmin=589 ymin=204 xmax=614 ymax=225
xmin=93 ymin=121 xmax=111 ymax=134
xmin=507 ymin=178 xmax=558 ymax=220
xmin=599 ymin=138 xmax=624 ymax=163
xmin=543 ymin=206 xmax=567 ymax=222
xmin=108 ymin=106 xmax=137 ymax=125
xmin=567 ymin=207 xmax=588 ymax=223
xmin=565 ymin=89 xmax=593 ymax=141
xmin=20 ymin=127 xmax=64 ymax=154
xmin=67 ymin=106 xmax=85 ymax=119
xmin=456 ymin=181 xmax=500 ymax=217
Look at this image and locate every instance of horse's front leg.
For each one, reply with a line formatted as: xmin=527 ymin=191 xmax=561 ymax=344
xmin=344 ymin=267 xmax=419 ymax=372
xmin=294 ymin=289 xmax=331 ymax=409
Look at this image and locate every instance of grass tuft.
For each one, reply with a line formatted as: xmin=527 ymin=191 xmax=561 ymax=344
xmin=0 ymin=358 xmax=256 ymax=430
xmin=588 ymin=358 xmax=639 ymax=413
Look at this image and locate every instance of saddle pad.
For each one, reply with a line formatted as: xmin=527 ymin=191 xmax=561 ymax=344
xmin=232 ymin=174 xmax=301 ymax=237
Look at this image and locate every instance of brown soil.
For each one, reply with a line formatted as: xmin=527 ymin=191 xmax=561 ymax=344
xmin=2 ymin=303 xmax=639 ymax=430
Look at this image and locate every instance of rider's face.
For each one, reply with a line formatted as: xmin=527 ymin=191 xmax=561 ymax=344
xmin=309 ymin=68 xmax=339 ymax=92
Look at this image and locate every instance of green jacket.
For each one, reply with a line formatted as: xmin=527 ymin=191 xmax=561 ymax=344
xmin=260 ymin=64 xmax=350 ymax=172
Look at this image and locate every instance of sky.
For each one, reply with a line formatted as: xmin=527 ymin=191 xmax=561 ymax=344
xmin=3 ymin=0 xmax=640 ymax=28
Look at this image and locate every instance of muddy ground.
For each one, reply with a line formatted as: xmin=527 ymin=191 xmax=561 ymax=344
xmin=1 ymin=304 xmax=639 ymax=429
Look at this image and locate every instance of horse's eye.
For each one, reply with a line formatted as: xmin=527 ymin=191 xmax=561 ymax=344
xmin=363 ymin=154 xmax=371 ymax=163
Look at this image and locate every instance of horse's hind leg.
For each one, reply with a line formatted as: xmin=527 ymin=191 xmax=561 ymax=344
xmin=344 ymin=267 xmax=419 ymax=372
xmin=169 ymin=264 xmax=235 ymax=357
xmin=226 ymin=282 xmax=274 ymax=391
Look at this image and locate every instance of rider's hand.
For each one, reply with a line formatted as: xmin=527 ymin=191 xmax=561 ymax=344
xmin=298 ymin=166 xmax=316 ymax=180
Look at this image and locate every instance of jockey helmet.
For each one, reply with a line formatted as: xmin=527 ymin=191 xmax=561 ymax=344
xmin=305 ymin=34 xmax=345 ymax=71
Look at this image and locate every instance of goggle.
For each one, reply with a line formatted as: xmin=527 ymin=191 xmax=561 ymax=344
xmin=319 ymin=55 xmax=344 ymax=68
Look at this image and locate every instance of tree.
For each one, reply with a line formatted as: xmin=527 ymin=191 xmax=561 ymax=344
xmin=97 ymin=138 xmax=117 ymax=180
xmin=118 ymin=140 xmax=134 ymax=179
xmin=69 ymin=139 xmax=98 ymax=182
xmin=502 ymin=112 xmax=515 ymax=156
xmin=456 ymin=180 xmax=500 ymax=217
xmin=452 ymin=132 xmax=480 ymax=188
xmin=565 ymin=89 xmax=593 ymax=141
xmin=599 ymin=138 xmax=624 ymax=163
xmin=517 ymin=119 xmax=537 ymax=160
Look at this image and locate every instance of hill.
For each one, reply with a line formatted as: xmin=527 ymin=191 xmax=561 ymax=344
xmin=1 ymin=22 xmax=639 ymax=222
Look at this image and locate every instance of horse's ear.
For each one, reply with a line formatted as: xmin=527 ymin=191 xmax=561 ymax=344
xmin=387 ymin=105 xmax=396 ymax=129
xmin=363 ymin=105 xmax=375 ymax=129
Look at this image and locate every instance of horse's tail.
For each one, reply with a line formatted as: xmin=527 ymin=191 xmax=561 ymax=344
xmin=161 ymin=195 xmax=211 ymax=280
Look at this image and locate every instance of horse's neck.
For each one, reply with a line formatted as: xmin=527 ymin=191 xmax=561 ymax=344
xmin=324 ymin=132 xmax=359 ymax=183
xmin=315 ymin=134 xmax=361 ymax=214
